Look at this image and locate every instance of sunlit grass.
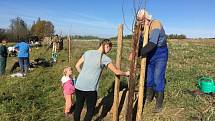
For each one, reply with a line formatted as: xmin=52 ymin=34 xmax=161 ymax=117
xmin=0 ymin=39 xmax=215 ymax=121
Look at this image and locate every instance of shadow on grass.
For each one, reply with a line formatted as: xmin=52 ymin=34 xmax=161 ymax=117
xmin=94 ymin=80 xmax=128 ymax=121
xmin=93 ymin=76 xmax=150 ymax=121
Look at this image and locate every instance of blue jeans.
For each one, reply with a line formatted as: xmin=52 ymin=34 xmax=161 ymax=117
xmin=18 ymin=57 xmax=29 ymax=74
xmin=146 ymin=46 xmax=168 ymax=92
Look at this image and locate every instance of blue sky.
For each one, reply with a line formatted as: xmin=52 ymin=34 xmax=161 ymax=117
xmin=0 ymin=0 xmax=214 ymax=38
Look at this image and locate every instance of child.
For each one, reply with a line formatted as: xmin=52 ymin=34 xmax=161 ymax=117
xmin=61 ymin=66 xmax=75 ymax=117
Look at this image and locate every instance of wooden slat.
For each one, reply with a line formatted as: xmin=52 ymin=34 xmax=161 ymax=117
xmin=136 ymin=21 xmax=150 ymax=121
xmin=112 ymin=24 xmax=123 ymax=121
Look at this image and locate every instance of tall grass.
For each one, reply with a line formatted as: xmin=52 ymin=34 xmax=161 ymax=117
xmin=0 ymin=39 xmax=215 ymax=121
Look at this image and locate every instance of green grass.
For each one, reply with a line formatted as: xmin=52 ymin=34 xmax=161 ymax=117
xmin=0 ymin=39 xmax=215 ymax=121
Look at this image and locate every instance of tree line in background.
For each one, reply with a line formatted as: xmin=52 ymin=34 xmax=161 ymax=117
xmin=0 ymin=16 xmax=102 ymax=42
xmin=1 ymin=17 xmax=214 ymax=42
xmin=0 ymin=17 xmax=54 ymax=42
xmin=70 ymin=35 xmax=100 ymax=40
xmin=114 ymin=34 xmax=187 ymax=40
xmin=167 ymin=34 xmax=186 ymax=39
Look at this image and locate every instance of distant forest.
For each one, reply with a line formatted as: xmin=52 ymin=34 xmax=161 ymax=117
xmin=111 ymin=34 xmax=187 ymax=40
xmin=1 ymin=17 xmax=214 ymax=42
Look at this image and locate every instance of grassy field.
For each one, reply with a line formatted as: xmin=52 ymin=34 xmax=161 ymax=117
xmin=0 ymin=39 xmax=215 ymax=121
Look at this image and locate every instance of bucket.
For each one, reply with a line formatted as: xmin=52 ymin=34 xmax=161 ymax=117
xmin=198 ymin=76 xmax=215 ymax=93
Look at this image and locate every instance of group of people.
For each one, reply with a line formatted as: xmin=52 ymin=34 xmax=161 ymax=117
xmin=61 ymin=39 xmax=130 ymax=120
xmin=60 ymin=9 xmax=168 ymax=121
xmin=1 ymin=9 xmax=169 ymax=121
xmin=0 ymin=34 xmax=63 ymax=76
xmin=0 ymin=39 xmax=31 ymax=76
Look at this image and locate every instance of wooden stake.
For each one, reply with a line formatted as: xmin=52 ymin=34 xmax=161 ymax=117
xmin=136 ymin=21 xmax=150 ymax=121
xmin=126 ymin=22 xmax=141 ymax=121
xmin=112 ymin=24 xmax=123 ymax=121
xmin=67 ymin=35 xmax=71 ymax=63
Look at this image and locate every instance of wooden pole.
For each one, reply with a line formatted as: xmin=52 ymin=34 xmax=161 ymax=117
xmin=112 ymin=24 xmax=123 ymax=121
xmin=136 ymin=21 xmax=150 ymax=121
xmin=126 ymin=22 xmax=141 ymax=121
xmin=67 ymin=35 xmax=71 ymax=63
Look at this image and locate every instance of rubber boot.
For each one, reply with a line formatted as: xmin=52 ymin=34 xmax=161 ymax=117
xmin=146 ymin=87 xmax=154 ymax=103
xmin=153 ymin=92 xmax=164 ymax=113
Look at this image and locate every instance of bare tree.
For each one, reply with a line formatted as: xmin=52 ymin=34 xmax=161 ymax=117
xmin=9 ymin=17 xmax=28 ymax=41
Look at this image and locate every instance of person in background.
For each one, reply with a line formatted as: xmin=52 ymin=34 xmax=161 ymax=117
xmin=14 ymin=39 xmax=31 ymax=76
xmin=74 ymin=39 xmax=130 ymax=121
xmin=52 ymin=35 xmax=58 ymax=53
xmin=59 ymin=38 xmax=64 ymax=51
xmin=0 ymin=39 xmax=8 ymax=75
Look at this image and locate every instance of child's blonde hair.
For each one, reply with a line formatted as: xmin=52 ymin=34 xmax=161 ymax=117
xmin=63 ymin=66 xmax=72 ymax=76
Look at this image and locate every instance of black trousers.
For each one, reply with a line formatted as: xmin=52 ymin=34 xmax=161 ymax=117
xmin=74 ymin=89 xmax=97 ymax=121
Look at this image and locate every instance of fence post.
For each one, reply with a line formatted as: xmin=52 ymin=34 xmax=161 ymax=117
xmin=126 ymin=22 xmax=141 ymax=121
xmin=136 ymin=21 xmax=150 ymax=121
xmin=112 ymin=24 xmax=123 ymax=121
